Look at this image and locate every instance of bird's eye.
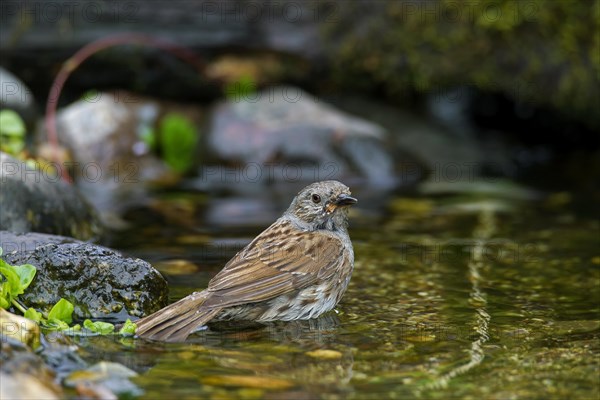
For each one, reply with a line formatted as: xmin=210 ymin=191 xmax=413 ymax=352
xmin=311 ymin=194 xmax=321 ymax=204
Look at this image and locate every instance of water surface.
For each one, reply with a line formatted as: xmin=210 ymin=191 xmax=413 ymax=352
xmin=84 ymin=187 xmax=599 ymax=399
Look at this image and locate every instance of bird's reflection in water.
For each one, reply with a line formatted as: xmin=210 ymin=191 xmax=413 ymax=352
xmin=183 ymin=314 xmax=355 ymax=389
xmin=195 ymin=313 xmax=342 ymax=344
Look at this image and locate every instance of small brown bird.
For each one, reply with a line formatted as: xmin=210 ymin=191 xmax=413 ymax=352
xmin=136 ymin=180 xmax=357 ymax=341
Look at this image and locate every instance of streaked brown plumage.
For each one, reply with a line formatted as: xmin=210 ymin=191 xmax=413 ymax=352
xmin=136 ymin=180 xmax=356 ymax=341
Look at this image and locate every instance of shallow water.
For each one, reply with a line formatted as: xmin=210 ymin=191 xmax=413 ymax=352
xmin=82 ymin=186 xmax=599 ymax=399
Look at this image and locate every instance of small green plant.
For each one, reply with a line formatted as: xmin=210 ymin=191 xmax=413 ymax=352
xmin=158 ymin=112 xmax=198 ymax=174
xmin=0 ymin=109 xmax=27 ymax=156
xmin=0 ymin=247 xmax=36 ymax=310
xmin=0 ymin=247 xmax=136 ymax=336
xmin=84 ymin=319 xmax=115 ymax=334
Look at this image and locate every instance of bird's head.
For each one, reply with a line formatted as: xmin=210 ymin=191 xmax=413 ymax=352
xmin=286 ymin=180 xmax=357 ymax=231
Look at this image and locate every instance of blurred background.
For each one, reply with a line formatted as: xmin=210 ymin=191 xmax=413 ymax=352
xmin=2 ymin=1 xmax=598 ymax=204
xmin=0 ymin=1 xmax=599 ymax=399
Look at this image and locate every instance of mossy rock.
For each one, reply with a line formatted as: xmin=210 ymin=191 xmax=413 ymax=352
xmin=324 ymin=0 xmax=600 ymax=128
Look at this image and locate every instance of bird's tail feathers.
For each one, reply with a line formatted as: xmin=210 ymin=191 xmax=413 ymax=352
xmin=135 ymin=291 xmax=221 ymax=342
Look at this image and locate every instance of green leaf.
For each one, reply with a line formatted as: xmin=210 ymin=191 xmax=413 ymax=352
xmin=159 ymin=113 xmax=198 ymax=174
xmin=83 ymin=319 xmax=115 ymax=334
xmin=64 ymin=324 xmax=82 ymax=334
xmin=1 ymin=137 xmax=25 ymax=155
xmin=48 ymin=298 xmax=74 ymax=324
xmin=0 ymin=256 xmax=38 ymax=312
xmin=0 ymin=110 xmax=26 ymax=137
xmin=0 ymin=296 xmax=9 ymax=309
xmin=24 ymin=307 xmax=42 ymax=323
xmin=0 ymin=110 xmax=26 ymax=156
xmin=0 ymin=281 xmax=9 ymax=304
xmin=118 ymin=319 xmax=137 ymax=336
xmin=13 ymin=264 xmax=36 ymax=292
xmin=0 ymin=264 xmax=21 ymax=299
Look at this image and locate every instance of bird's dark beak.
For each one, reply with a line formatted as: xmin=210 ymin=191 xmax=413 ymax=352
xmin=334 ymin=194 xmax=358 ymax=207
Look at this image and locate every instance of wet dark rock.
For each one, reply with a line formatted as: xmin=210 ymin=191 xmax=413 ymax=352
xmin=0 ymin=152 xmax=103 ymax=240
xmin=0 ymin=231 xmax=169 ymax=321
xmin=205 ymin=86 xmax=397 ymax=187
xmin=0 ymin=231 xmax=79 ymax=253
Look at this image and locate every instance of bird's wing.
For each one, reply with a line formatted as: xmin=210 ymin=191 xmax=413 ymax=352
xmin=203 ymin=218 xmax=344 ymax=308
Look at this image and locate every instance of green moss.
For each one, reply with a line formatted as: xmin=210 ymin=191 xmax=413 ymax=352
xmin=324 ymin=0 xmax=600 ymax=127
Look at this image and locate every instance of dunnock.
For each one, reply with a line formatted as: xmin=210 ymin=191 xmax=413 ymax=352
xmin=136 ymin=180 xmax=357 ymax=341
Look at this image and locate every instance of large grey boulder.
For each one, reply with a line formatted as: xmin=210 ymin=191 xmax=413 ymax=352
xmin=206 ymin=86 xmax=397 ymax=187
